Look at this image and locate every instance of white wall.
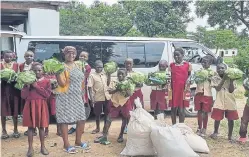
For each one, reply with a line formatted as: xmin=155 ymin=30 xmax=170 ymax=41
xmin=27 ymin=8 xmax=59 ymax=36
xmin=211 ymin=49 xmax=238 ymax=57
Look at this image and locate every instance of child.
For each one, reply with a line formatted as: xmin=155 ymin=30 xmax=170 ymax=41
xmin=194 ymin=55 xmax=214 ymax=136
xmin=125 ymin=58 xmax=144 ymax=108
xmin=238 ymin=77 xmax=249 ymax=143
xmin=1 ymin=50 xmax=21 ymax=139
xmin=210 ymin=63 xmax=239 ymax=141
xmin=44 ymin=74 xmax=61 ymax=137
xmin=19 ymin=50 xmax=37 ymax=136
xmin=68 ymin=51 xmax=92 ymax=134
xmin=94 ymin=68 xmax=132 ymax=143
xmin=169 ymin=48 xmax=192 ymax=125
xmin=88 ymin=60 xmax=111 ymax=134
xmin=21 ymin=62 xmax=51 ymax=156
xmin=150 ymin=60 xmax=169 ymax=119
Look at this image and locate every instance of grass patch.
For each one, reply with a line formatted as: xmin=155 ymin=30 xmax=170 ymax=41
xmin=220 ymin=120 xmax=241 ymax=138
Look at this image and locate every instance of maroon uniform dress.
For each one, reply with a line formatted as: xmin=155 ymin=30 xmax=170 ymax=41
xmin=1 ymin=62 xmax=22 ymax=117
xmin=21 ymin=78 xmax=51 ymax=128
xmin=44 ymin=75 xmax=56 ymax=116
xmin=169 ymin=62 xmax=191 ymax=108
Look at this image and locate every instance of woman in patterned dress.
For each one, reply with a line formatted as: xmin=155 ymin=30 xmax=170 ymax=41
xmin=55 ymin=46 xmax=88 ymax=154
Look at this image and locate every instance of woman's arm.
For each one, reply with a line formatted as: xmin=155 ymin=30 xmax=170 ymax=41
xmin=56 ymin=72 xmax=67 ymax=87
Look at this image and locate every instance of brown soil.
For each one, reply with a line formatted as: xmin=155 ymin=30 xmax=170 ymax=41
xmin=1 ymin=98 xmax=249 ymax=157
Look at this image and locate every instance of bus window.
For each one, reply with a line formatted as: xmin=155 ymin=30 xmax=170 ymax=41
xmin=102 ymin=42 xmax=126 ymax=68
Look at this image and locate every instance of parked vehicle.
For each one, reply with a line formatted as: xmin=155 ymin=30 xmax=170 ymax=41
xmin=1 ymin=31 xmax=221 ymax=116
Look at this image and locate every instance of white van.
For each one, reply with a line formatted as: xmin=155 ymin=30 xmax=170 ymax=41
xmin=2 ymin=33 xmax=220 ymax=116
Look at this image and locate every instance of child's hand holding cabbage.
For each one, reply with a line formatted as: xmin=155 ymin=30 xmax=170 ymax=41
xmin=0 ymin=69 xmax=17 ymax=83
xmin=14 ymin=71 xmax=37 ymax=90
xmin=225 ymin=67 xmax=243 ymax=80
xmin=146 ymin=71 xmax=170 ymax=86
xmin=128 ymin=72 xmax=146 ymax=87
xmin=193 ymin=69 xmax=215 ymax=84
xmin=115 ymin=80 xmax=135 ymax=97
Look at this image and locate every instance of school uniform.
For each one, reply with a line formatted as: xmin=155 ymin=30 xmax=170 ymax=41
xmin=194 ymin=73 xmax=213 ymax=112
xmin=108 ymin=81 xmax=132 ymax=118
xmin=44 ymin=75 xmax=57 ymax=116
xmin=211 ymin=78 xmax=239 ymax=121
xmin=1 ymin=62 xmax=22 ymax=117
xmin=150 ymin=85 xmax=168 ymax=110
xmin=127 ymin=71 xmax=144 ymax=108
xmin=21 ymin=78 xmax=51 ymax=128
xmin=84 ymin=63 xmax=91 ymax=103
xmin=169 ymin=61 xmax=192 ymax=108
xmin=88 ymin=71 xmax=111 ymax=117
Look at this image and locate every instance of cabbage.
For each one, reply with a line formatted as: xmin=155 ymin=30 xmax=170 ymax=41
xmin=128 ymin=72 xmax=146 ymax=84
xmin=14 ymin=71 xmax=36 ymax=90
xmin=43 ymin=58 xmax=65 ymax=74
xmin=225 ymin=68 xmax=243 ymax=80
xmin=193 ymin=69 xmax=215 ymax=84
xmin=147 ymin=71 xmax=170 ymax=85
xmin=104 ymin=61 xmax=117 ymax=74
xmin=116 ymin=80 xmax=135 ymax=97
xmin=0 ymin=68 xmax=16 ymax=82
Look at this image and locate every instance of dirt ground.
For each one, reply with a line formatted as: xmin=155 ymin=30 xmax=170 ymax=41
xmin=1 ymin=98 xmax=249 ymax=157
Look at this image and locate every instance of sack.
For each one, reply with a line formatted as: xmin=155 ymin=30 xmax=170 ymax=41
xmin=151 ymin=126 xmax=199 ymax=157
xmin=173 ymin=123 xmax=210 ymax=153
xmin=120 ymin=98 xmax=156 ymax=156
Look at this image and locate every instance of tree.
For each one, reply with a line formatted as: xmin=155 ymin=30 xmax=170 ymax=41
xmin=121 ymin=1 xmax=192 ymax=37
xmin=195 ymin=1 xmax=249 ymax=32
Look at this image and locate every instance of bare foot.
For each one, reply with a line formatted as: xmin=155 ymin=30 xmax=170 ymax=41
xmin=91 ymin=129 xmax=100 ymax=134
xmin=210 ymin=133 xmax=218 ymax=139
xmin=1 ymin=130 xmax=9 ymax=139
xmin=27 ymin=148 xmax=34 ymax=157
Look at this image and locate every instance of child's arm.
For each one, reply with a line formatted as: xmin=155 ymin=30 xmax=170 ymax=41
xmin=213 ymin=77 xmax=226 ymax=91
xmin=107 ymin=73 xmax=111 ymax=86
xmin=88 ymin=87 xmax=94 ymax=104
xmin=87 ymin=75 xmax=95 ymax=103
xmin=228 ymin=79 xmax=235 ymax=93
xmin=32 ymin=81 xmax=52 ymax=98
xmin=21 ymin=85 xmax=30 ymax=99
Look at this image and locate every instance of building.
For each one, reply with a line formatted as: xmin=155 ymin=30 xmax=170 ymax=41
xmin=1 ymin=0 xmax=68 ymax=51
xmin=211 ymin=48 xmax=238 ymax=57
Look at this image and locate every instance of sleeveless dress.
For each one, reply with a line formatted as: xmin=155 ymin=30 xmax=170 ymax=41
xmin=56 ymin=65 xmax=86 ymax=124
xmin=169 ymin=62 xmax=190 ymax=108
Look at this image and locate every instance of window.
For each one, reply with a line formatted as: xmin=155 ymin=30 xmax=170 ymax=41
xmin=225 ymin=51 xmax=228 ymax=54
xmin=232 ymin=51 xmax=235 ymax=55
xmin=28 ymin=41 xmax=165 ymax=68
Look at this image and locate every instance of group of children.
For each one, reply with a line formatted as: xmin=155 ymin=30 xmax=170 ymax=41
xmin=1 ymin=47 xmax=249 ymax=156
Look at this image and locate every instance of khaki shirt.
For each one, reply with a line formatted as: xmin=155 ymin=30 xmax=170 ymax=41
xmin=88 ymin=72 xmax=111 ymax=101
xmin=196 ymin=81 xmax=213 ymax=96
xmin=211 ymin=77 xmax=237 ymax=110
xmin=109 ymin=81 xmax=129 ymax=107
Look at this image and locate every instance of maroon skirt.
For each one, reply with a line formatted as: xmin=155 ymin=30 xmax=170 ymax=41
xmin=150 ymin=90 xmax=168 ymax=110
xmin=22 ymin=99 xmax=49 ymax=128
xmin=1 ymin=82 xmax=22 ymax=117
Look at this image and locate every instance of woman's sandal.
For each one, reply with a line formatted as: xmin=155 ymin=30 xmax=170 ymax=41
xmin=75 ymin=142 xmax=90 ymax=150
xmin=1 ymin=133 xmax=9 ymax=139
xmin=64 ymin=146 xmax=77 ymax=154
xmin=12 ymin=132 xmax=21 ymax=138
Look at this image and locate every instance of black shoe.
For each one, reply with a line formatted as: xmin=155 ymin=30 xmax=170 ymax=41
xmin=68 ymin=127 xmax=76 ymax=134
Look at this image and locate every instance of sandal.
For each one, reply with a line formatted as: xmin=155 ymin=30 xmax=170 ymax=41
xmin=41 ymin=147 xmax=49 ymax=155
xmin=91 ymin=129 xmax=100 ymax=134
xmin=75 ymin=142 xmax=89 ymax=149
xmin=1 ymin=133 xmax=9 ymax=139
xmin=12 ymin=132 xmax=21 ymax=138
xmin=210 ymin=133 xmax=218 ymax=140
xmin=94 ymin=136 xmax=107 ymax=143
xmin=238 ymin=137 xmax=247 ymax=144
xmin=117 ymin=137 xmax=124 ymax=143
xmin=63 ymin=146 xmax=77 ymax=154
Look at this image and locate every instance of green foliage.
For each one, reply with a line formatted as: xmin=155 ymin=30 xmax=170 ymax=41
xmin=60 ymin=1 xmax=192 ymax=37
xmin=195 ymin=1 xmax=249 ymax=32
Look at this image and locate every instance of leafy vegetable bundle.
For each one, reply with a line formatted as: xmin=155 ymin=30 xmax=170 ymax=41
xmin=225 ymin=67 xmax=243 ymax=80
xmin=146 ymin=71 xmax=171 ymax=85
xmin=43 ymin=58 xmax=65 ymax=74
xmin=104 ymin=61 xmax=117 ymax=74
xmin=14 ymin=71 xmax=36 ymax=90
xmin=128 ymin=72 xmax=146 ymax=84
xmin=193 ymin=69 xmax=215 ymax=84
xmin=0 ymin=69 xmax=16 ymax=83
xmin=116 ymin=80 xmax=136 ymax=97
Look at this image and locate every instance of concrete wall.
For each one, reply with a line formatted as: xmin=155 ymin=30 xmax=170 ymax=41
xmin=27 ymin=8 xmax=59 ymax=36
xmin=211 ymin=49 xmax=238 ymax=57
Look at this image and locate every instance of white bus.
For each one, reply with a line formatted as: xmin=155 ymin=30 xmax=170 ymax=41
xmin=1 ymin=32 xmax=221 ymax=117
